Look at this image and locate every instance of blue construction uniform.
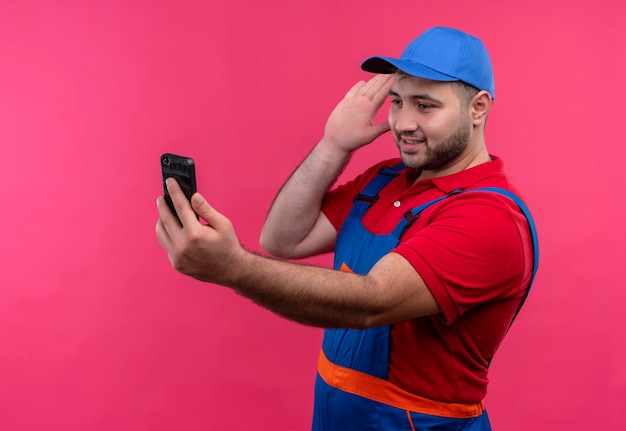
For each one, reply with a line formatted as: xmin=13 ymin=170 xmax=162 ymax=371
xmin=312 ymin=163 xmax=539 ymax=430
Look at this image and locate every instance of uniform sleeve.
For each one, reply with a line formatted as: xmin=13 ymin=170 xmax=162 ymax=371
xmin=393 ymin=192 xmax=533 ymax=324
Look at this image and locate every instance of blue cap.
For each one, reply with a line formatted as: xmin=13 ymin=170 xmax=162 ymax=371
xmin=361 ymin=27 xmax=495 ymax=99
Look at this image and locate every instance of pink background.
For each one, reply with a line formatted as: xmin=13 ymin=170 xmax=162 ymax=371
xmin=1 ymin=0 xmax=624 ymax=429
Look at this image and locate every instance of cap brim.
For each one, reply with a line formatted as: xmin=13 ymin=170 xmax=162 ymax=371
xmin=361 ymin=56 xmax=458 ymax=82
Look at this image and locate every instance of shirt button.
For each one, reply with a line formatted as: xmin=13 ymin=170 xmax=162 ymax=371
xmin=393 ymin=201 xmax=401 ymax=208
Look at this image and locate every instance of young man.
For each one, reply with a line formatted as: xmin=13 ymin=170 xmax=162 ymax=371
xmin=156 ymin=26 xmax=538 ymax=430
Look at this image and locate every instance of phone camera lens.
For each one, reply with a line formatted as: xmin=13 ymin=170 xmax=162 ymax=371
xmin=162 ymin=157 xmax=170 ymax=165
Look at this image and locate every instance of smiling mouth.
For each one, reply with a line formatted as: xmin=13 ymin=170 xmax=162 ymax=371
xmin=399 ymin=133 xmax=426 ymax=143
xmin=403 ymin=138 xmax=426 ymax=144
xmin=400 ymin=137 xmax=426 ymax=153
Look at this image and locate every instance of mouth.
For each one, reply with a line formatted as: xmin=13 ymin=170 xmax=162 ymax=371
xmin=399 ymin=136 xmax=427 ymax=153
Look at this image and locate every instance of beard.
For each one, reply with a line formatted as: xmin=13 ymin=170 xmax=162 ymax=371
xmin=396 ymin=116 xmax=472 ymax=171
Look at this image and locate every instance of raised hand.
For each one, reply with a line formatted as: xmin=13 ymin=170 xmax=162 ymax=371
xmin=321 ymin=74 xmax=393 ymax=155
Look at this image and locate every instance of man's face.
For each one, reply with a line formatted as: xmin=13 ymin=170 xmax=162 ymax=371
xmin=388 ymin=75 xmax=472 ymax=173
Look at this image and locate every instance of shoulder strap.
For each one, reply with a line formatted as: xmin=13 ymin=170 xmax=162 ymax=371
xmin=347 ymin=162 xmax=406 ymax=219
xmin=467 ymin=188 xmax=539 ymax=353
xmin=390 ymin=189 xmax=463 ymax=238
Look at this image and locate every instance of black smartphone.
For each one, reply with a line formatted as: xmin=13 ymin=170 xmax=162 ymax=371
xmin=160 ymin=153 xmax=197 ymax=223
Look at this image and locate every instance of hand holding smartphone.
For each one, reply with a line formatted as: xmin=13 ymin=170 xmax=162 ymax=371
xmin=160 ymin=153 xmax=197 ymax=223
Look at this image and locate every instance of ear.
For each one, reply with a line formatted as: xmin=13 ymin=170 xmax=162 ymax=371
xmin=469 ymin=91 xmax=492 ymax=126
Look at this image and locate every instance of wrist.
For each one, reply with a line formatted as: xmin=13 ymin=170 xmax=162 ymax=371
xmin=316 ymin=137 xmax=352 ymax=164
xmin=221 ymin=245 xmax=254 ymax=287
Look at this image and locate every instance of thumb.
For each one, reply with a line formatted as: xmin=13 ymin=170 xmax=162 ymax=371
xmin=369 ymin=120 xmax=391 ymax=140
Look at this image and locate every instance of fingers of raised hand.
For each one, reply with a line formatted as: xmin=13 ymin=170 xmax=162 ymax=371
xmin=357 ymin=74 xmax=393 ymax=100
xmin=345 ymin=80 xmax=366 ymax=98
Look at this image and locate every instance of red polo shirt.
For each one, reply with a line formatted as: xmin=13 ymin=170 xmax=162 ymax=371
xmin=322 ymin=156 xmax=534 ymax=403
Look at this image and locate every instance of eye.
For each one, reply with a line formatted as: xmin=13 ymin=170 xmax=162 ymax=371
xmin=417 ymin=103 xmax=434 ymax=111
xmin=390 ymin=98 xmax=402 ymax=108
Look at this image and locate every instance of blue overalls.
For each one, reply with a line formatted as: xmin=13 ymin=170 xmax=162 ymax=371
xmin=312 ymin=163 xmax=539 ymax=430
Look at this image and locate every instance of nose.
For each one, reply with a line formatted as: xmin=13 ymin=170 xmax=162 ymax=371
xmin=391 ymin=106 xmax=419 ymax=133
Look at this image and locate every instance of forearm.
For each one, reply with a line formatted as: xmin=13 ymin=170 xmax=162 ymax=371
xmin=260 ymin=138 xmax=350 ymax=257
xmin=224 ymin=248 xmax=381 ymax=328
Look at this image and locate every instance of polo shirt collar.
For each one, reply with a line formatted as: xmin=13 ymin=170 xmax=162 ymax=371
xmin=423 ymin=155 xmax=504 ymax=194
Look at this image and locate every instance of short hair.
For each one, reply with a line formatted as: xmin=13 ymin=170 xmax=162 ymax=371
xmin=452 ymin=81 xmax=480 ymax=107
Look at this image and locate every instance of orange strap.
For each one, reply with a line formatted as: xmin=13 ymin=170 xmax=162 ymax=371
xmin=317 ymin=349 xmax=485 ymax=419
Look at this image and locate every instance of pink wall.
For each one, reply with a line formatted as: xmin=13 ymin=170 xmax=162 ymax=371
xmin=1 ymin=0 xmax=624 ymax=429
